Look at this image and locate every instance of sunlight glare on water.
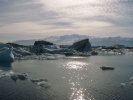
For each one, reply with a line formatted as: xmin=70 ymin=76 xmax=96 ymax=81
xmin=65 ymin=61 xmax=88 ymax=70
xmin=64 ymin=61 xmax=95 ymax=100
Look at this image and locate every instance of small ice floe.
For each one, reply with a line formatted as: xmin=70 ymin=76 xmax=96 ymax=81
xmin=100 ymin=66 xmax=115 ymax=70
xmin=10 ymin=73 xmax=50 ymax=88
xmin=0 ymin=71 xmax=50 ymax=88
xmin=0 ymin=70 xmax=14 ymax=78
xmin=37 ymin=81 xmax=50 ymax=88
xmin=129 ymin=81 xmax=133 ymax=85
xmin=120 ymin=83 xmax=126 ymax=87
xmin=129 ymin=77 xmax=133 ymax=81
xmin=17 ymin=73 xmax=28 ymax=80
xmin=10 ymin=73 xmax=28 ymax=81
xmin=30 ymin=78 xmax=50 ymax=88
xmin=10 ymin=74 xmax=18 ymax=81
xmin=120 ymin=76 xmax=133 ymax=88
xmin=31 ymin=79 xmax=48 ymax=82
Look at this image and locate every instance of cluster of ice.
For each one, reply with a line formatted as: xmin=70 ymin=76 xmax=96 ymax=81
xmin=120 ymin=77 xmax=133 ymax=87
xmin=15 ymin=54 xmax=65 ymax=60
xmin=13 ymin=48 xmax=31 ymax=57
xmin=0 ymin=70 xmax=50 ymax=88
xmin=10 ymin=73 xmax=29 ymax=81
xmin=30 ymin=79 xmax=50 ymax=88
xmin=95 ymin=47 xmax=133 ymax=56
xmin=0 ymin=70 xmax=14 ymax=78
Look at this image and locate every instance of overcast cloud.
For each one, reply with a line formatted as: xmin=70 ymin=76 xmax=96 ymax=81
xmin=0 ymin=0 xmax=133 ymax=42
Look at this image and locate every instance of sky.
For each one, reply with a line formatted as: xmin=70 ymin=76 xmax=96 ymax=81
xmin=0 ymin=0 xmax=133 ymax=42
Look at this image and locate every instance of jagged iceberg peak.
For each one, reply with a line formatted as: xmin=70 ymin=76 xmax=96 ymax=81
xmin=70 ymin=39 xmax=92 ymax=52
xmin=0 ymin=43 xmax=14 ymax=63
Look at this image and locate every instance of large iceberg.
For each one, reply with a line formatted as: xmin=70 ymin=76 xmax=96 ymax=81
xmin=70 ymin=39 xmax=92 ymax=52
xmin=0 ymin=43 xmax=14 ymax=62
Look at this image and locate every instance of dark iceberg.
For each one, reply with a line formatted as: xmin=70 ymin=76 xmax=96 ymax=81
xmin=70 ymin=39 xmax=92 ymax=52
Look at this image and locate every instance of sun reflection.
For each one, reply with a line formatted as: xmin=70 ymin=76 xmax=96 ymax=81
xmin=69 ymin=81 xmax=94 ymax=100
xmin=70 ymin=87 xmax=85 ymax=100
xmin=66 ymin=61 xmax=95 ymax=100
xmin=65 ymin=61 xmax=88 ymax=70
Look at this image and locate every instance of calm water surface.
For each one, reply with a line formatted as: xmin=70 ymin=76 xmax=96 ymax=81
xmin=0 ymin=55 xmax=133 ymax=100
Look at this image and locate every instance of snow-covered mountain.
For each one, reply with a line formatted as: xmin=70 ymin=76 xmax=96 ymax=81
xmin=13 ymin=34 xmax=133 ymax=47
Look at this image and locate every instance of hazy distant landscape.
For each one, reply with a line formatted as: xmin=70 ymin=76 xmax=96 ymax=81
xmin=14 ymin=34 xmax=133 ymax=47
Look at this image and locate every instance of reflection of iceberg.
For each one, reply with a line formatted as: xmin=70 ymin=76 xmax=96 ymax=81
xmin=0 ymin=43 xmax=14 ymax=62
xmin=0 ymin=63 xmax=12 ymax=68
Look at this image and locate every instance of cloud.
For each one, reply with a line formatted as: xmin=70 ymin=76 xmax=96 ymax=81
xmin=0 ymin=0 xmax=58 ymax=25
xmin=0 ymin=0 xmax=133 ymax=41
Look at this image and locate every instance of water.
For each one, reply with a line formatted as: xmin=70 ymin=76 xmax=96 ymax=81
xmin=0 ymin=55 xmax=133 ymax=100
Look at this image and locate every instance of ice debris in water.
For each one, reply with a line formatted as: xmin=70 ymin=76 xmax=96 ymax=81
xmin=120 ymin=83 xmax=126 ymax=87
xmin=17 ymin=73 xmax=28 ymax=80
xmin=129 ymin=77 xmax=133 ymax=81
xmin=120 ymin=76 xmax=133 ymax=88
xmin=37 ymin=81 xmax=50 ymax=88
xmin=30 ymin=79 xmax=50 ymax=88
xmin=10 ymin=73 xmax=50 ymax=88
xmin=10 ymin=74 xmax=18 ymax=81
xmin=15 ymin=54 xmax=65 ymax=60
xmin=10 ymin=73 xmax=28 ymax=81
xmin=31 ymin=79 xmax=48 ymax=82
xmin=0 ymin=70 xmax=14 ymax=78
xmin=129 ymin=81 xmax=133 ymax=85
xmin=0 ymin=70 xmax=50 ymax=88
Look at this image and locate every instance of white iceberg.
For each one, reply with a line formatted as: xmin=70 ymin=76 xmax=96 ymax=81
xmin=0 ymin=43 xmax=14 ymax=62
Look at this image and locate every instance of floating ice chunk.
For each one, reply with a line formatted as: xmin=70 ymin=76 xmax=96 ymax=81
xmin=31 ymin=79 xmax=48 ymax=82
xmin=129 ymin=81 xmax=133 ymax=85
xmin=17 ymin=73 xmax=28 ymax=80
xmin=120 ymin=83 xmax=126 ymax=87
xmin=10 ymin=74 xmax=18 ymax=81
xmin=0 ymin=71 xmax=50 ymax=88
xmin=31 ymin=79 xmax=40 ymax=82
xmin=30 ymin=78 xmax=50 ymax=88
xmin=0 ymin=70 xmax=14 ymax=78
xmin=129 ymin=77 xmax=133 ymax=81
xmin=37 ymin=81 xmax=50 ymax=88
xmin=10 ymin=73 xmax=28 ymax=81
xmin=37 ymin=81 xmax=47 ymax=86
xmin=9 ymin=71 xmax=14 ymax=75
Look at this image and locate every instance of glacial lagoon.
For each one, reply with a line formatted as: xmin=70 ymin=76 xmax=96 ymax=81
xmin=0 ymin=55 xmax=133 ymax=100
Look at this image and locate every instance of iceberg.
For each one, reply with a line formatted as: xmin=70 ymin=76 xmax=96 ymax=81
xmin=0 ymin=43 xmax=14 ymax=62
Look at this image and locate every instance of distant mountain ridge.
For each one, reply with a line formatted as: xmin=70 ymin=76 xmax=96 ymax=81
xmin=13 ymin=34 xmax=133 ymax=47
